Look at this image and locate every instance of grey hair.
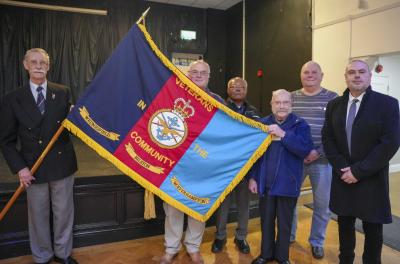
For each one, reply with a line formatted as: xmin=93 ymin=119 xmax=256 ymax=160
xmin=188 ymin=60 xmax=210 ymax=73
xmin=346 ymin=59 xmax=371 ymax=72
xmin=271 ymin=89 xmax=292 ymax=102
xmin=24 ymin=48 xmax=50 ymax=64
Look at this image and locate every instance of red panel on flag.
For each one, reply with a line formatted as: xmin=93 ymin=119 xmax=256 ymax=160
xmin=113 ymin=75 xmax=217 ymax=187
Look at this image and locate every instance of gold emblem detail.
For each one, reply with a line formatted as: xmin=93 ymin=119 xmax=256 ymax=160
xmin=79 ymin=106 xmax=120 ymax=141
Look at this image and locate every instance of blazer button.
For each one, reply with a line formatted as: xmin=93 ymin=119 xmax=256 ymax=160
xmin=57 ymin=120 xmax=60 ymax=124
xmin=58 ymin=151 xmax=62 ymax=155
xmin=28 ymin=127 xmax=32 ymax=130
xmin=38 ymin=140 xmax=43 ymax=144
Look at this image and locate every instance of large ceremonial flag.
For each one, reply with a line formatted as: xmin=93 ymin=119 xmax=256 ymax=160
xmin=63 ymin=20 xmax=271 ymax=222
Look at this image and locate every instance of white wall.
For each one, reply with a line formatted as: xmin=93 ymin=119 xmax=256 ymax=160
xmin=313 ymin=0 xmax=400 ymax=170
xmin=313 ymin=0 xmax=400 ymax=93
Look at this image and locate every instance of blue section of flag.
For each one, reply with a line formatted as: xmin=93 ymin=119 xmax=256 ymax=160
xmin=67 ymin=25 xmax=171 ymax=153
xmin=159 ymin=110 xmax=268 ymax=214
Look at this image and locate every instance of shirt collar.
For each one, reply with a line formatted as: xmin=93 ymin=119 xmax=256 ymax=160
xmin=30 ymin=80 xmax=48 ymax=98
xmin=227 ymin=97 xmax=245 ymax=108
xmin=348 ymin=91 xmax=365 ymax=103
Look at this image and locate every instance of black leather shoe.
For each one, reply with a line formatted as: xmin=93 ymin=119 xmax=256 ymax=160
xmin=211 ymin=238 xmax=226 ymax=253
xmin=54 ymin=256 xmax=79 ymax=264
xmin=234 ymin=238 xmax=250 ymax=254
xmin=251 ymin=256 xmax=274 ymax=264
xmin=311 ymin=246 xmax=324 ymax=259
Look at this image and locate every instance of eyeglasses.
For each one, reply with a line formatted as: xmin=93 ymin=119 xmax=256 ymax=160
xmin=272 ymin=100 xmax=291 ymax=106
xmin=188 ymin=70 xmax=210 ymax=77
xmin=28 ymin=60 xmax=48 ymax=67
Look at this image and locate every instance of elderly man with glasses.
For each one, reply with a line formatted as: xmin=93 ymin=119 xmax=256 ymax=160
xmin=0 ymin=48 xmax=78 ymax=264
xmin=160 ymin=60 xmax=224 ymax=264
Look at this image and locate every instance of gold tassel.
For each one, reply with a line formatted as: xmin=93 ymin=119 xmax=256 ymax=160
xmin=144 ymin=189 xmax=156 ymax=220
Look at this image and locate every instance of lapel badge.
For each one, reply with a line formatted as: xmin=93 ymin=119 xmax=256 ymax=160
xmin=52 ymin=93 xmax=55 ymax=100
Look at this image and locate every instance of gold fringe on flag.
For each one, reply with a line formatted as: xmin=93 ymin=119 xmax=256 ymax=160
xmin=144 ymin=189 xmax=156 ymax=220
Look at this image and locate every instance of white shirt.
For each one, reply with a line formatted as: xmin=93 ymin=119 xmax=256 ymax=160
xmin=346 ymin=92 xmax=365 ymax=123
xmin=30 ymin=80 xmax=47 ymax=102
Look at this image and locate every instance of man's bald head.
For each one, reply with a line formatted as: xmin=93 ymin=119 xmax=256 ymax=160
xmin=300 ymin=61 xmax=323 ymax=92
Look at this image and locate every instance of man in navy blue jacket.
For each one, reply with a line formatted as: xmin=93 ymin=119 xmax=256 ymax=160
xmin=249 ymin=89 xmax=313 ymax=264
xmin=322 ymin=60 xmax=400 ymax=263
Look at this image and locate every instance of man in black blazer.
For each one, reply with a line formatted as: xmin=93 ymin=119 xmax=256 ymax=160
xmin=322 ymin=60 xmax=400 ymax=264
xmin=0 ymin=48 xmax=78 ymax=264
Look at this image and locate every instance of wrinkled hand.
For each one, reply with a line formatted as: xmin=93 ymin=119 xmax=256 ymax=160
xmin=268 ymin=124 xmax=285 ymax=138
xmin=18 ymin=167 xmax=35 ymax=188
xmin=248 ymin=178 xmax=258 ymax=194
xmin=340 ymin=167 xmax=358 ymax=184
xmin=304 ymin=149 xmax=320 ymax=164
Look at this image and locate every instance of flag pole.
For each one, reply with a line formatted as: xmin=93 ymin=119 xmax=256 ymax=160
xmin=136 ymin=7 xmax=150 ymax=25
xmin=0 ymin=125 xmax=65 ymax=221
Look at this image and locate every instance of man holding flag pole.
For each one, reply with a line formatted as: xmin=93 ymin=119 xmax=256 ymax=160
xmin=0 ymin=48 xmax=78 ymax=264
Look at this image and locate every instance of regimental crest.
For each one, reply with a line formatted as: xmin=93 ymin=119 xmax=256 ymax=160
xmin=148 ymin=98 xmax=195 ymax=148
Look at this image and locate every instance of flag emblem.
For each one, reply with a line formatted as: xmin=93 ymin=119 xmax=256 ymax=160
xmin=148 ymin=98 xmax=194 ymax=149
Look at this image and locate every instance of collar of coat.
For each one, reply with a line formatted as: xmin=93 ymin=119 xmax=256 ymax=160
xmin=263 ymin=113 xmax=302 ymax=130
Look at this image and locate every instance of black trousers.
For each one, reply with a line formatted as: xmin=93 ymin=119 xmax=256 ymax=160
xmin=338 ymin=215 xmax=383 ymax=264
xmin=259 ymin=193 xmax=297 ymax=262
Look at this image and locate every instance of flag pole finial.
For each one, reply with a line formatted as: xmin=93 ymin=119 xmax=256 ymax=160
xmin=136 ymin=7 xmax=150 ymax=25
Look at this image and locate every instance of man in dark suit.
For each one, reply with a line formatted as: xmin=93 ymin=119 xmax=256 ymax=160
xmin=0 ymin=48 xmax=78 ymax=264
xmin=322 ymin=60 xmax=400 ymax=264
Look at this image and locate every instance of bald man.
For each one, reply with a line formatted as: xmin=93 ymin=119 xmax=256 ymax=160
xmin=290 ymin=61 xmax=337 ymax=259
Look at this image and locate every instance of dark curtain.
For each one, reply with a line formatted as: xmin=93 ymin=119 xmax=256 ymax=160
xmin=246 ymin=0 xmax=312 ymax=115
xmin=0 ymin=1 xmax=208 ymax=103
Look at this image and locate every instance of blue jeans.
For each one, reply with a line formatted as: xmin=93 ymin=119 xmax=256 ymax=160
xmin=290 ymin=160 xmax=332 ymax=247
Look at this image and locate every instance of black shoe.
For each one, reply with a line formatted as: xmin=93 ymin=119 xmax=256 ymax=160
xmin=234 ymin=238 xmax=250 ymax=254
xmin=251 ymin=256 xmax=274 ymax=264
xmin=211 ymin=238 xmax=226 ymax=253
xmin=311 ymin=246 xmax=324 ymax=259
xmin=54 ymin=256 xmax=79 ymax=264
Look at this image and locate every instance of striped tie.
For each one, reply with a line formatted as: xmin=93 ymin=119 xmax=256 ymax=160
xmin=36 ymin=86 xmax=45 ymax=115
xmin=346 ymin=99 xmax=359 ymax=154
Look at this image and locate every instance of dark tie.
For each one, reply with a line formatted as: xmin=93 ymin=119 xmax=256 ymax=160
xmin=346 ymin=99 xmax=359 ymax=154
xmin=36 ymin=86 xmax=45 ymax=115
